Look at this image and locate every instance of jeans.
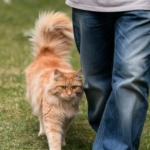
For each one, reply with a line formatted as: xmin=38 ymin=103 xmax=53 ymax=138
xmin=72 ymin=8 xmax=150 ymax=150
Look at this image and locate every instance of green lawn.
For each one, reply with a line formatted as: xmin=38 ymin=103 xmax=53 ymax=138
xmin=0 ymin=0 xmax=149 ymax=150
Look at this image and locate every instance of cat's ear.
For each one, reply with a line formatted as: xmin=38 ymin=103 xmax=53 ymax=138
xmin=75 ymin=69 xmax=82 ymax=80
xmin=54 ymin=69 xmax=63 ymax=80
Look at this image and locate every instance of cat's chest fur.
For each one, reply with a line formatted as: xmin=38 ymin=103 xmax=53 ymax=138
xmin=42 ymin=98 xmax=79 ymax=120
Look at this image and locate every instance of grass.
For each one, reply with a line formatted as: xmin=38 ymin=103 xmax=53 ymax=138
xmin=0 ymin=0 xmax=149 ymax=150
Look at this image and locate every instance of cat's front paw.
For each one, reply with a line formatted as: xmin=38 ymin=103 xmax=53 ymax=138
xmin=38 ymin=131 xmax=45 ymax=136
xmin=62 ymin=140 xmax=66 ymax=146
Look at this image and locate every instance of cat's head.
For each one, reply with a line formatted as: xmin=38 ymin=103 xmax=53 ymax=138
xmin=46 ymin=69 xmax=84 ymax=102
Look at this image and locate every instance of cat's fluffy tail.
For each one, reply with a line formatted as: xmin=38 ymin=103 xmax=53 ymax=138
xmin=30 ymin=12 xmax=73 ymax=59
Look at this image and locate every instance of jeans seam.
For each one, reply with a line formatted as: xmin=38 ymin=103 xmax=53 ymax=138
xmin=74 ymin=25 xmax=79 ymax=48
xmin=72 ymin=9 xmax=80 ymax=51
xmin=144 ymin=67 xmax=149 ymax=98
xmin=135 ymin=107 xmax=147 ymax=146
xmin=93 ymin=116 xmax=105 ymax=150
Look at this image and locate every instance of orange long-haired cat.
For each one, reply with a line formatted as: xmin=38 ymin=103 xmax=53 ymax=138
xmin=25 ymin=12 xmax=84 ymax=150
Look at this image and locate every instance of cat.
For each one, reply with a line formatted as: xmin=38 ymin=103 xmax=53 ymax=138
xmin=25 ymin=12 xmax=84 ymax=150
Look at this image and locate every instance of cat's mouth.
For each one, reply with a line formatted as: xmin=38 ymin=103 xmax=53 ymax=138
xmin=61 ymin=96 xmax=75 ymax=101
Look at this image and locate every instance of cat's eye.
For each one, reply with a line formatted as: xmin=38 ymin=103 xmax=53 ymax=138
xmin=60 ymin=86 xmax=67 ymax=90
xmin=72 ymin=86 xmax=77 ymax=89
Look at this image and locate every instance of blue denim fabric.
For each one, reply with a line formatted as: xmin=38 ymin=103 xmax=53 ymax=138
xmin=72 ymin=9 xmax=150 ymax=150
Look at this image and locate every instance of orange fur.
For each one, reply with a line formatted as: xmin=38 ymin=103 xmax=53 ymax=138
xmin=25 ymin=12 xmax=83 ymax=150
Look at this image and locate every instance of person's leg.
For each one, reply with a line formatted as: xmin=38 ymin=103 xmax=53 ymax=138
xmin=72 ymin=8 xmax=115 ymax=131
xmin=93 ymin=10 xmax=150 ymax=150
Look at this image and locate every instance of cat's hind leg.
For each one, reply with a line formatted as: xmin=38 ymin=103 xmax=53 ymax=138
xmin=38 ymin=112 xmax=45 ymax=136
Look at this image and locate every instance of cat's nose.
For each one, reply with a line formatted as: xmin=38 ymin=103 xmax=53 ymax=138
xmin=67 ymin=93 xmax=72 ymax=97
xmin=67 ymin=91 xmax=72 ymax=97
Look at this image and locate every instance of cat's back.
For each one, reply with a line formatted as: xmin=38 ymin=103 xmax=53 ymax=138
xmin=25 ymin=55 xmax=72 ymax=86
